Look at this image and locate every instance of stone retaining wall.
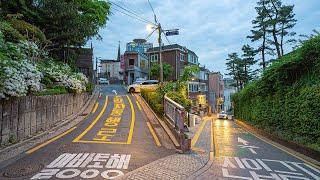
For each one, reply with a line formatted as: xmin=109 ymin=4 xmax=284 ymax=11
xmin=0 ymin=93 xmax=90 ymax=145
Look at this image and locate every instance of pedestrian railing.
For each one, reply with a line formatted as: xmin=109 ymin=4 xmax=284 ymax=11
xmin=164 ymin=95 xmax=186 ymax=133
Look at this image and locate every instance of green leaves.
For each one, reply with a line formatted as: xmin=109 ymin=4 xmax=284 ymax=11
xmin=150 ymin=63 xmax=173 ymax=81
xmin=233 ymin=36 xmax=320 ymax=152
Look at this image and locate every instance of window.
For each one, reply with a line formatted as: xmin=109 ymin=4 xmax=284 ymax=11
xmin=180 ymin=53 xmax=185 ymax=61
xmin=129 ymin=59 xmax=134 ymax=66
xmin=179 ymin=68 xmax=184 ymax=76
xmin=150 ymin=54 xmax=158 ymax=62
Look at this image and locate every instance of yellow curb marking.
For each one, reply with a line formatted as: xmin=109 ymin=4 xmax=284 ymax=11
xmin=191 ymin=118 xmax=209 ymax=147
xmin=146 ymin=122 xmax=161 ymax=147
xmin=91 ymin=102 xmax=99 ymax=113
xmin=26 ymin=126 xmax=77 ymax=154
xmin=126 ymin=95 xmax=135 ymax=144
xmin=136 ymin=100 xmax=142 ymax=111
xmin=73 ymin=96 xmax=108 ymax=142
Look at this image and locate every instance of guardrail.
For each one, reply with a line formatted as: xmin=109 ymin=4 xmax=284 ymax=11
xmin=164 ymin=95 xmax=190 ymax=152
xmin=164 ymin=95 xmax=186 ymax=133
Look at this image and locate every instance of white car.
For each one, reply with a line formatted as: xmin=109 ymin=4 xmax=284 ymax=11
xmin=99 ymin=78 xmax=109 ymax=84
xmin=127 ymin=80 xmax=158 ymax=93
xmin=217 ymin=111 xmax=228 ymax=119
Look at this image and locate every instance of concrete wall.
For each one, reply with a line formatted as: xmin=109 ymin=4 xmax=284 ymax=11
xmin=0 ymin=93 xmax=89 ymax=145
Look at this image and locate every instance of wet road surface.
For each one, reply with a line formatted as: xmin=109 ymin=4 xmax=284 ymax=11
xmin=193 ymin=119 xmax=320 ymax=179
xmin=0 ymin=85 xmax=174 ymax=180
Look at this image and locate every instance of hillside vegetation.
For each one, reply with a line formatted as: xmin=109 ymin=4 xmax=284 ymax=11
xmin=233 ymin=36 xmax=320 ymax=152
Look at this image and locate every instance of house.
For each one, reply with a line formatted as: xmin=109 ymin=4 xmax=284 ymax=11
xmin=124 ymin=39 xmax=152 ymax=85
xmin=147 ymin=44 xmax=210 ymax=110
xmin=208 ymin=72 xmax=224 ymax=113
xmin=99 ymin=59 xmax=123 ymax=83
xmin=146 ymin=44 xmax=199 ymax=80
xmin=223 ymin=78 xmax=237 ymax=113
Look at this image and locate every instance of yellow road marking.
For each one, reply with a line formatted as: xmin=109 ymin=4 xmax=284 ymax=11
xmin=136 ymin=100 xmax=142 ymax=111
xmin=26 ymin=126 xmax=77 ymax=154
xmin=91 ymin=102 xmax=99 ymax=113
xmin=126 ymin=95 xmax=135 ymax=144
xmin=191 ymin=118 xmax=208 ymax=147
xmin=73 ymin=96 xmax=108 ymax=142
xmin=146 ymin=122 xmax=161 ymax=147
xmin=72 ymin=140 xmax=128 ymax=144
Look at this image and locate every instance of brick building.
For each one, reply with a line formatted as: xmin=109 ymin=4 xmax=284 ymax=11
xmin=208 ymin=72 xmax=224 ymax=113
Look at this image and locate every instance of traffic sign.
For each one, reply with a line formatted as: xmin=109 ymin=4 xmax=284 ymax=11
xmin=165 ymin=30 xmax=179 ymax=36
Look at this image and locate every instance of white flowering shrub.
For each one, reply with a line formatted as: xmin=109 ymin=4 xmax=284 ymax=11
xmin=38 ymin=60 xmax=88 ymax=93
xmin=0 ymin=59 xmax=42 ymax=99
xmin=0 ymin=32 xmax=43 ymax=99
xmin=0 ymin=31 xmax=89 ymax=98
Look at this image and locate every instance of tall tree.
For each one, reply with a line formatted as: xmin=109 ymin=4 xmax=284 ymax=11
xmin=263 ymin=0 xmax=282 ymax=58
xmin=247 ymin=0 xmax=270 ymax=70
xmin=226 ymin=53 xmax=244 ymax=90
xmin=0 ymin=0 xmax=111 ymax=48
xmin=241 ymin=45 xmax=257 ymax=85
xmin=278 ymin=4 xmax=296 ymax=55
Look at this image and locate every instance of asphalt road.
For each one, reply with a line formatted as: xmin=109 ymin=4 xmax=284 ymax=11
xmin=194 ymin=119 xmax=320 ymax=179
xmin=0 ymin=84 xmax=174 ymax=180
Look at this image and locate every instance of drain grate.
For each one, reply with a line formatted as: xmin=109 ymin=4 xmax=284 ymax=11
xmin=2 ymin=163 xmax=44 ymax=178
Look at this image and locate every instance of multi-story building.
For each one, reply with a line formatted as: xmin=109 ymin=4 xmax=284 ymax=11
xmin=124 ymin=39 xmax=152 ymax=84
xmin=208 ymin=72 xmax=224 ymax=113
xmin=147 ymin=44 xmax=210 ymax=110
xmin=146 ymin=44 xmax=199 ymax=81
xmin=126 ymin=39 xmax=153 ymax=54
xmin=100 ymin=59 xmax=123 ymax=82
xmin=187 ymin=67 xmax=210 ymax=108
xmin=223 ymin=78 xmax=237 ymax=113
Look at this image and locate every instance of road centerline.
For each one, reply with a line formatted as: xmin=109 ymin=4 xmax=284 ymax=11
xmin=73 ymin=95 xmax=108 ymax=142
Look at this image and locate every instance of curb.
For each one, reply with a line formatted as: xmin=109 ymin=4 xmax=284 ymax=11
xmin=134 ymin=94 xmax=180 ymax=148
xmin=0 ymin=88 xmax=99 ymax=165
xmin=235 ymin=119 xmax=320 ymax=168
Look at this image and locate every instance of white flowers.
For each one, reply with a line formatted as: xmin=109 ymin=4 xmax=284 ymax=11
xmin=40 ymin=60 xmax=88 ymax=93
xmin=1 ymin=59 xmax=42 ymax=98
xmin=0 ymin=31 xmax=89 ymax=99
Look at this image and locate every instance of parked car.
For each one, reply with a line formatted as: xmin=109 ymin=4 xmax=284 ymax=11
xmin=99 ymin=78 xmax=109 ymax=84
xmin=217 ymin=111 xmax=228 ymax=119
xmin=127 ymin=80 xmax=159 ymax=93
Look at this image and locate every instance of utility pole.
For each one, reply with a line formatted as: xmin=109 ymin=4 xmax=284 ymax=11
xmin=95 ymin=57 xmax=101 ymax=84
xmin=158 ymin=23 xmax=163 ymax=83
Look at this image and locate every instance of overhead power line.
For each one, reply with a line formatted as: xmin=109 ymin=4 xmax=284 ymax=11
xmin=111 ymin=6 xmax=152 ymax=25
xmin=147 ymin=0 xmax=158 ymax=23
xmin=109 ymin=1 xmax=156 ymax=25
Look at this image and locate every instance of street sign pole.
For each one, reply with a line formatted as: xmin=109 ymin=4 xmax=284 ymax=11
xmin=158 ymin=23 xmax=163 ymax=83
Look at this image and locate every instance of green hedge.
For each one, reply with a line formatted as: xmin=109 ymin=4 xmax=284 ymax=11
xmin=233 ymin=36 xmax=320 ymax=152
xmin=141 ymin=90 xmax=164 ymax=116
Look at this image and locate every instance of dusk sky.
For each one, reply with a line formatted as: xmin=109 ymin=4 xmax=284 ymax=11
xmin=86 ymin=0 xmax=320 ymax=75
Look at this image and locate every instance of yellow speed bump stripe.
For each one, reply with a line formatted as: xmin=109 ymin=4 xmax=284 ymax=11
xmin=191 ymin=118 xmax=208 ymax=147
xmin=126 ymin=95 xmax=135 ymax=144
xmin=91 ymin=102 xmax=99 ymax=113
xmin=26 ymin=126 xmax=77 ymax=154
xmin=73 ymin=96 xmax=108 ymax=142
xmin=146 ymin=122 xmax=161 ymax=147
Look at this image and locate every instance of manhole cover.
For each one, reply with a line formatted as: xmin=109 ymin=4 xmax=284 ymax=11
xmin=2 ymin=163 xmax=44 ymax=178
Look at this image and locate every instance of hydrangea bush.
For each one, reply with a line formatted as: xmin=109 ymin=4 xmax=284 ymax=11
xmin=0 ymin=31 xmax=89 ymax=99
xmin=38 ymin=60 xmax=88 ymax=93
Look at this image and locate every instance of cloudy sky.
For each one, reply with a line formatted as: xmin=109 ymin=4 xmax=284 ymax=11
xmin=86 ymin=0 xmax=320 ymax=75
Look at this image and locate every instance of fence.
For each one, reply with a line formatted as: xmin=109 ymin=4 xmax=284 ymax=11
xmin=164 ymin=95 xmax=187 ymax=133
xmin=0 ymin=93 xmax=90 ymax=145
